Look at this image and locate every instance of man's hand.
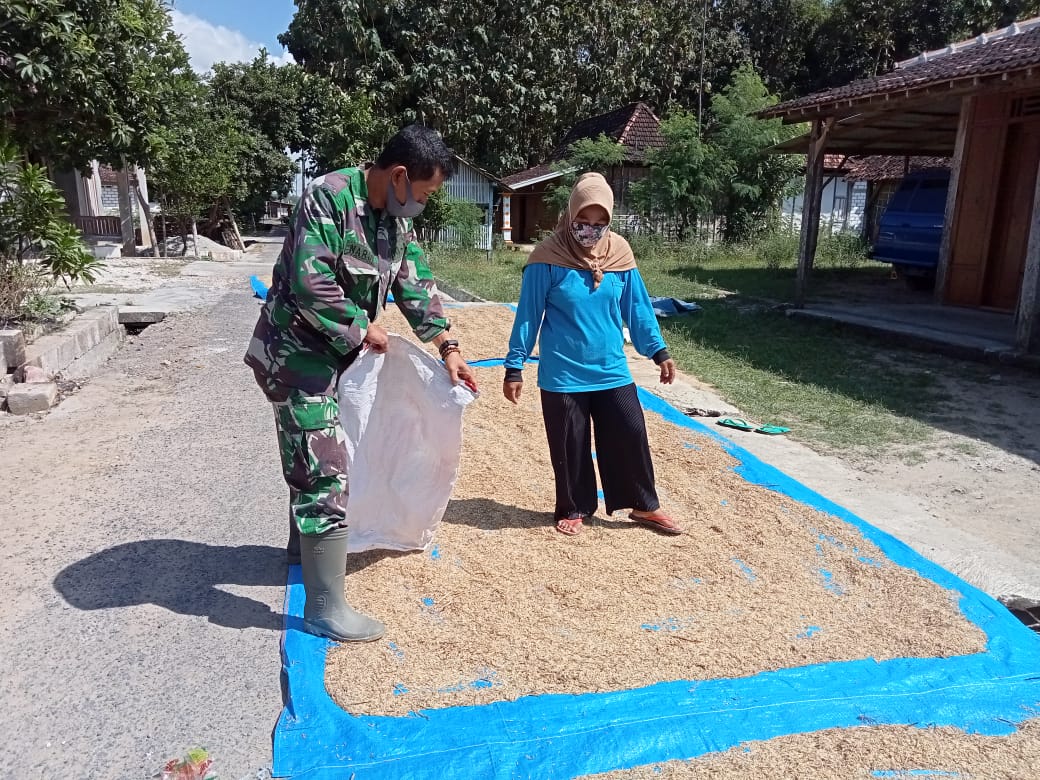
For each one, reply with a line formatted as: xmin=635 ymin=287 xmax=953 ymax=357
xmin=445 ymin=351 xmax=478 ymax=392
xmin=503 ymin=380 xmax=523 ymax=405
xmin=363 ymin=322 xmax=389 ymax=353
xmin=659 ymin=358 xmax=677 ymax=385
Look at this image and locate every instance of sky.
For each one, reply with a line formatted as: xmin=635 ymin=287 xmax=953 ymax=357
xmin=169 ymin=0 xmax=298 ymax=72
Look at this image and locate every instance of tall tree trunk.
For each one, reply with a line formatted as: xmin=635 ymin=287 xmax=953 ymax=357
xmin=159 ymin=207 xmax=167 ymax=258
xmin=191 ymin=219 xmax=200 ymax=259
xmin=224 ymin=197 xmax=245 ymax=251
xmin=131 ymin=174 xmax=154 ymax=253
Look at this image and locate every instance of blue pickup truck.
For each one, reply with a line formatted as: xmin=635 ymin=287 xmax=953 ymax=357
xmin=871 ymin=169 xmax=951 ymax=289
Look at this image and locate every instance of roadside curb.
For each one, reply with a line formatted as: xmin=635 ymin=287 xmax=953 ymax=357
xmin=434 ymin=278 xmax=487 ymax=303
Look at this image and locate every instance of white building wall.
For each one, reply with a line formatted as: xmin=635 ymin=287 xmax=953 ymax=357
xmin=438 ymin=158 xmax=497 ymax=250
xmin=782 ymin=178 xmax=868 ymax=235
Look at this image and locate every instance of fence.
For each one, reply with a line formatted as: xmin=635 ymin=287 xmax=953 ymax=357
xmin=422 ymin=224 xmax=493 ymax=251
xmin=72 ymin=215 xmax=122 ymax=237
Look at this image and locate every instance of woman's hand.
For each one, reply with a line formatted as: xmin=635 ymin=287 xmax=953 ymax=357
xmin=503 ymin=380 xmax=523 ymax=405
xmin=659 ymin=359 xmax=676 ymax=385
xmin=445 ymin=352 xmax=478 ymax=392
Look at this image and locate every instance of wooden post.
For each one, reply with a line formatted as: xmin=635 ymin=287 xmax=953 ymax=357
xmin=796 ymin=119 xmax=831 ymax=308
xmin=1016 ymin=154 xmax=1040 ymax=354
xmin=935 ymin=96 xmax=974 ymax=304
xmin=502 ymin=193 xmax=513 ymax=244
xmin=116 ymin=160 xmax=136 ymax=257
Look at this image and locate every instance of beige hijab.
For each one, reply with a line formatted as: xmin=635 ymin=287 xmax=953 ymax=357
xmin=526 ymin=172 xmax=636 ymax=288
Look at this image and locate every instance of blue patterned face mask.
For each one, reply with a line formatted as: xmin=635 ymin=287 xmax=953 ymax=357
xmin=570 ymin=221 xmax=609 ymax=248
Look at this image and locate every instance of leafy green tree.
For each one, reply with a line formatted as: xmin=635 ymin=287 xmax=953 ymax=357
xmin=148 ymin=79 xmax=249 ymax=255
xmin=719 ymin=0 xmax=829 ymax=96
xmin=708 ymin=65 xmax=803 ymax=241
xmin=544 ymin=135 xmax=627 ymax=217
xmin=807 ymin=0 xmax=1040 ymax=91
xmin=630 ymin=112 xmax=726 ymax=241
xmin=280 ymin=0 xmax=737 ymax=173
xmin=208 ymin=52 xmax=376 ymax=220
xmin=415 ymin=191 xmax=487 ymax=247
xmin=0 ymin=0 xmax=190 ymax=169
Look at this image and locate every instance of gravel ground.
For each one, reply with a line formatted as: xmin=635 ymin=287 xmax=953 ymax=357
xmin=0 ymin=271 xmax=286 ymax=778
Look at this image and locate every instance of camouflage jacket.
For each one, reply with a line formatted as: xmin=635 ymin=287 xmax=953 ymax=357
xmin=245 ymin=167 xmax=449 ymax=399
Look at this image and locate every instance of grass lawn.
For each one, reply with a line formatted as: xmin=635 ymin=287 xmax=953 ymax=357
xmin=427 ymin=239 xmax=981 ymax=457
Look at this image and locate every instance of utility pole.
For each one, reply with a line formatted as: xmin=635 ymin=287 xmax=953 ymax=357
xmin=697 ymin=0 xmax=709 ymax=130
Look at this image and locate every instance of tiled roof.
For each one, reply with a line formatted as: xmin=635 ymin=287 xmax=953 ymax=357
xmin=557 ymin=102 xmax=666 ymax=162
xmin=763 ymin=17 xmax=1040 ymax=118
xmin=844 ymin=156 xmax=951 ymax=181
xmin=502 ymin=103 xmax=665 ymax=189
xmin=823 ymin=154 xmax=848 ymax=171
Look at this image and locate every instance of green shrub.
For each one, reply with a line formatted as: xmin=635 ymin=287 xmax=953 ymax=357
xmin=0 ymin=138 xmax=103 ymax=320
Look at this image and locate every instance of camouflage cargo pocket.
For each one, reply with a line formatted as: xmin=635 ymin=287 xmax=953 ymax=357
xmin=274 ymin=395 xmax=348 ymax=488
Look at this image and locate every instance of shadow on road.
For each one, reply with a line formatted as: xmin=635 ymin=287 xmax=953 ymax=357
xmin=54 ymin=540 xmax=295 ymax=631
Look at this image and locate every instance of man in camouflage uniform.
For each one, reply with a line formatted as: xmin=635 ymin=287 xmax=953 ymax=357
xmin=245 ymin=125 xmax=476 ymax=642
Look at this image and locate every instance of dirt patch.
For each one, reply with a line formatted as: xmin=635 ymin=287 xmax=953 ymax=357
xmin=325 ymin=307 xmax=985 ymax=716
xmin=584 ymin=720 xmax=1040 ymax=779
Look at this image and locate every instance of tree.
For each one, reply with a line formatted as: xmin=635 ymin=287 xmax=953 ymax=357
xmin=544 ymin=135 xmax=627 ymax=217
xmin=630 ymin=112 xmax=726 ymax=241
xmin=708 ymin=65 xmax=803 ymax=241
xmin=627 ymin=65 xmax=801 ymax=242
xmin=208 ymin=52 xmax=376 ymax=220
xmin=807 ymin=0 xmax=1040 ymax=92
xmin=148 ymin=79 xmax=249 ymax=256
xmin=718 ymin=0 xmax=828 ymax=96
xmin=0 ymin=0 xmax=191 ymax=169
xmin=279 ymin=0 xmax=738 ymax=173
xmin=414 ymin=191 xmax=486 ymax=247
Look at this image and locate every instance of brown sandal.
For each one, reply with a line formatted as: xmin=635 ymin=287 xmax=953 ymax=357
xmin=629 ymin=511 xmax=682 ymax=535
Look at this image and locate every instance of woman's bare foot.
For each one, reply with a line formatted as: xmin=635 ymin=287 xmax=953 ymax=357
xmin=629 ymin=510 xmax=682 ymax=535
xmin=556 ymin=515 xmax=585 ymax=536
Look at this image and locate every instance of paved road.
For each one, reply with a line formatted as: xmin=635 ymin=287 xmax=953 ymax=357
xmin=1 ymin=251 xmax=286 ymax=779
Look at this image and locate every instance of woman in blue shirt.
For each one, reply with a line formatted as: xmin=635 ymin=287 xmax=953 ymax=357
xmin=503 ymin=173 xmax=681 ymax=537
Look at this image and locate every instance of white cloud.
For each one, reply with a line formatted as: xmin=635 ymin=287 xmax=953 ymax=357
xmin=170 ymin=10 xmax=294 ymax=73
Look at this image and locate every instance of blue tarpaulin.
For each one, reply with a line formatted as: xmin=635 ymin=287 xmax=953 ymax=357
xmin=651 ymin=297 xmax=701 ymax=318
xmin=272 ymin=317 xmax=1040 ymax=780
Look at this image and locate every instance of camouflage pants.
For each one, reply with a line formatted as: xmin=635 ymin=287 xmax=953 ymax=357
xmin=272 ymin=392 xmax=349 ymax=537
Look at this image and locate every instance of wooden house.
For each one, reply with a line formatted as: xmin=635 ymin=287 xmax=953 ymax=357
xmin=499 ymin=103 xmax=666 ymax=244
xmin=762 ymin=16 xmax=1040 ymax=353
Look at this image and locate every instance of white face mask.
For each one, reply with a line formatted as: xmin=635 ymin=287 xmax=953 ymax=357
xmin=386 ymin=172 xmax=426 ymax=218
xmin=570 ymin=221 xmax=609 ymax=248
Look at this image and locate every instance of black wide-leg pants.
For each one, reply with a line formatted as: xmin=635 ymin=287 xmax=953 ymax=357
xmin=539 ymin=383 xmax=660 ymax=520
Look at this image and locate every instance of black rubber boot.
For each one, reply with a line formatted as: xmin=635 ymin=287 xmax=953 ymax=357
xmin=300 ymin=525 xmax=384 ymax=642
xmin=286 ymin=508 xmax=301 ymax=565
